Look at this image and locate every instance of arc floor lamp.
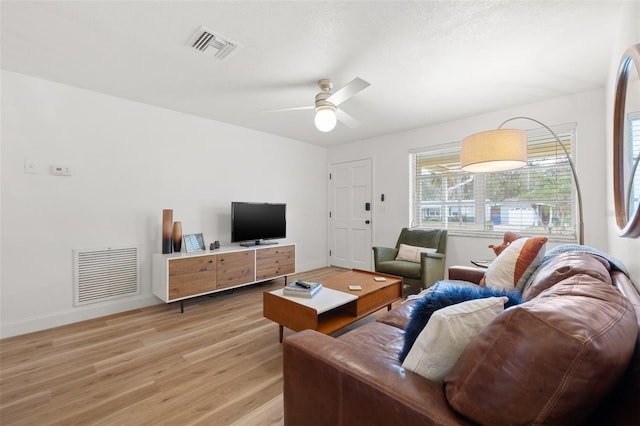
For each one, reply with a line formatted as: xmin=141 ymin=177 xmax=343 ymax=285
xmin=461 ymin=116 xmax=584 ymax=245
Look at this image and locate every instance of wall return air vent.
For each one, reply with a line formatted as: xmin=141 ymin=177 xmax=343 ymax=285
xmin=73 ymin=246 xmax=140 ymax=306
xmin=188 ymin=26 xmax=240 ymax=61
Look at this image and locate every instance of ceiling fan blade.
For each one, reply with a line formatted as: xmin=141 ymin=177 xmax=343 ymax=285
xmin=326 ymin=77 xmax=370 ymax=106
xmin=336 ymin=109 xmax=362 ymax=128
xmin=262 ymin=105 xmax=314 ymax=113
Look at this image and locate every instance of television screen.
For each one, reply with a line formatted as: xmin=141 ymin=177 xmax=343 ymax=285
xmin=231 ymin=202 xmax=286 ymax=245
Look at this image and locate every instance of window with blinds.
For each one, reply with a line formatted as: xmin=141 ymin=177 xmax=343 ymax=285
xmin=410 ymin=123 xmax=577 ymax=241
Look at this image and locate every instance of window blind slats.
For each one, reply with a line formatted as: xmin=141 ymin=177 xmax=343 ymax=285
xmin=415 ymin=132 xmax=573 ymax=175
xmin=411 ymin=124 xmax=577 ymax=240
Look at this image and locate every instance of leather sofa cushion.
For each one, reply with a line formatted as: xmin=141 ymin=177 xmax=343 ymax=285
xmin=376 ymin=260 xmax=422 ymax=279
xmin=338 ymin=322 xmax=405 ymax=364
xmin=445 ymin=274 xmax=638 ymax=425
xmin=522 ymin=252 xmax=611 ymax=302
xmin=284 ymin=329 xmax=476 ymax=426
xmin=376 ymin=299 xmax=416 ymax=329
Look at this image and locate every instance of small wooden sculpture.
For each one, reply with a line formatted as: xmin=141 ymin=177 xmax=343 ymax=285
xmin=488 ymin=231 xmax=520 ymax=256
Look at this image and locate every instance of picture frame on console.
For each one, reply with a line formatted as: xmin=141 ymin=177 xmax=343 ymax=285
xmin=184 ymin=233 xmax=206 ymax=253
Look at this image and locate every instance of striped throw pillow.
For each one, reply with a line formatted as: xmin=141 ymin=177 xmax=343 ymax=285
xmin=483 ymin=237 xmax=548 ymax=291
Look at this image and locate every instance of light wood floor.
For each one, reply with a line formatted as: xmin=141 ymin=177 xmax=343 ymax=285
xmin=1 ymin=267 xmax=397 ymax=425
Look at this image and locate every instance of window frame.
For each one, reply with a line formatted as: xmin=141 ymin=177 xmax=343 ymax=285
xmin=409 ymin=123 xmax=578 ymax=242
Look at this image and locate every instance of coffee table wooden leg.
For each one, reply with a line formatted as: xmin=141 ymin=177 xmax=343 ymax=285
xmin=279 ymin=325 xmax=284 ymax=343
xmin=387 ymin=304 xmax=392 ymax=311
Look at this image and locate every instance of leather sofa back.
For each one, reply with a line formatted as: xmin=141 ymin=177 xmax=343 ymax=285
xmin=584 ymin=271 xmax=640 ymax=424
xmin=522 ymin=251 xmax=612 ymax=301
xmin=445 ymin=272 xmax=638 ymax=425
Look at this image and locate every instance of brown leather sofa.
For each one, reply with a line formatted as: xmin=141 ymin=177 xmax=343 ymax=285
xmin=283 ymin=249 xmax=640 ymax=425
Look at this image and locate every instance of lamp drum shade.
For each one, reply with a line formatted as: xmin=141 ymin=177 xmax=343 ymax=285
xmin=461 ymin=129 xmax=527 ymax=172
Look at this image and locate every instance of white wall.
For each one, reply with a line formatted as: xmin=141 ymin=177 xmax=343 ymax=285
xmin=328 ymin=89 xmax=609 ymax=273
xmin=3 ymin=4 xmax=638 ymax=339
xmin=0 ymin=71 xmax=328 ymax=338
xmin=606 ymin=1 xmax=640 ymax=286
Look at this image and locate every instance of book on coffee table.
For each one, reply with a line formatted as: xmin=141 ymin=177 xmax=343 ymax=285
xmin=283 ymin=282 xmax=323 ymax=298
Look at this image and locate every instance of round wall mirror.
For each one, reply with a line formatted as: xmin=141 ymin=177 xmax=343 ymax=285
xmin=613 ymin=44 xmax=640 ymax=238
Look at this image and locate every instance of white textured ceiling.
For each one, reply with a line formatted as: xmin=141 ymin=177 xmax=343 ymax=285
xmin=0 ymin=1 xmax=625 ymax=146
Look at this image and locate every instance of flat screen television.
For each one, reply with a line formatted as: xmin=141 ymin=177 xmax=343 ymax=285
xmin=231 ymin=202 xmax=286 ymax=246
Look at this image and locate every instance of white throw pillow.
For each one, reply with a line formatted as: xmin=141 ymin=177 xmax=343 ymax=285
xmin=395 ymin=244 xmax=437 ymax=263
xmin=402 ymin=296 xmax=507 ymax=382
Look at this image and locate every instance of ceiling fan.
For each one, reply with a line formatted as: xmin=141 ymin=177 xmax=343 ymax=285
xmin=267 ymin=77 xmax=371 ymax=132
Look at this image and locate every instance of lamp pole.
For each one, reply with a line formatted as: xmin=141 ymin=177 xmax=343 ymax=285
xmin=498 ymin=116 xmax=584 ymax=245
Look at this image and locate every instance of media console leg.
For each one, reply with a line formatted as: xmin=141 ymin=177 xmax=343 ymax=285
xmin=279 ymin=325 xmax=284 ymax=343
xmin=181 ymin=300 xmax=184 ymax=314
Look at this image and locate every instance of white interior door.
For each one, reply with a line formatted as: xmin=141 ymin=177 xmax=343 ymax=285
xmin=329 ymin=159 xmax=372 ymax=270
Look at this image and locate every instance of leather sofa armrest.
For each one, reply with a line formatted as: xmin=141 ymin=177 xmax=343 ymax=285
xmin=372 ymin=246 xmax=398 ymax=263
xmin=448 ymin=266 xmax=485 ymax=284
xmin=284 ymin=330 xmax=473 ymax=426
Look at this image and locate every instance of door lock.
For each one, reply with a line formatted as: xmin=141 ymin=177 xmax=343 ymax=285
xmin=365 ymin=220 xmax=370 ymax=224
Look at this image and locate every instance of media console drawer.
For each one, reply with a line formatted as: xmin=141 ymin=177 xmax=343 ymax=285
xmin=152 ymin=244 xmax=296 ymax=308
xmin=256 ymin=245 xmax=295 ymax=281
xmin=217 ymin=251 xmax=255 ymax=289
xmin=168 ymin=255 xmax=217 ymax=299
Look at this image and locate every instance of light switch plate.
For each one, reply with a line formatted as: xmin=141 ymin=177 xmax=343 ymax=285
xmin=24 ymin=159 xmax=40 ymax=174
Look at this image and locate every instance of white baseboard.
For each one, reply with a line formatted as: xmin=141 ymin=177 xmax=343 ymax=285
xmin=296 ymin=260 xmax=329 ymax=273
xmin=0 ymin=295 xmax=161 ymax=339
xmin=1 ymin=262 xmax=333 ymax=339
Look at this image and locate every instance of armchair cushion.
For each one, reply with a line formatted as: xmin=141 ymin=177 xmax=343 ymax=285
xmin=376 ymin=260 xmax=422 ymax=279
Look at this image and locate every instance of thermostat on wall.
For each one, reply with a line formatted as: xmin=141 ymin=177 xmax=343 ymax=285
xmin=51 ymin=165 xmax=72 ymax=176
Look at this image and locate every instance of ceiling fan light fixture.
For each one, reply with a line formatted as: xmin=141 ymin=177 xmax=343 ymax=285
xmin=315 ymin=105 xmax=337 ymax=132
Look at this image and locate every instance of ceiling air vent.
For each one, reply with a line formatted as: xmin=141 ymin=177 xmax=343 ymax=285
xmin=188 ymin=26 xmax=239 ymax=61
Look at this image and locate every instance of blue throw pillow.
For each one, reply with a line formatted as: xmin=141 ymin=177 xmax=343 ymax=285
xmin=399 ymin=282 xmax=522 ymax=362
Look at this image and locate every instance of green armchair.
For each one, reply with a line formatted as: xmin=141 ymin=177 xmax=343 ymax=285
xmin=372 ymin=228 xmax=447 ymax=296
